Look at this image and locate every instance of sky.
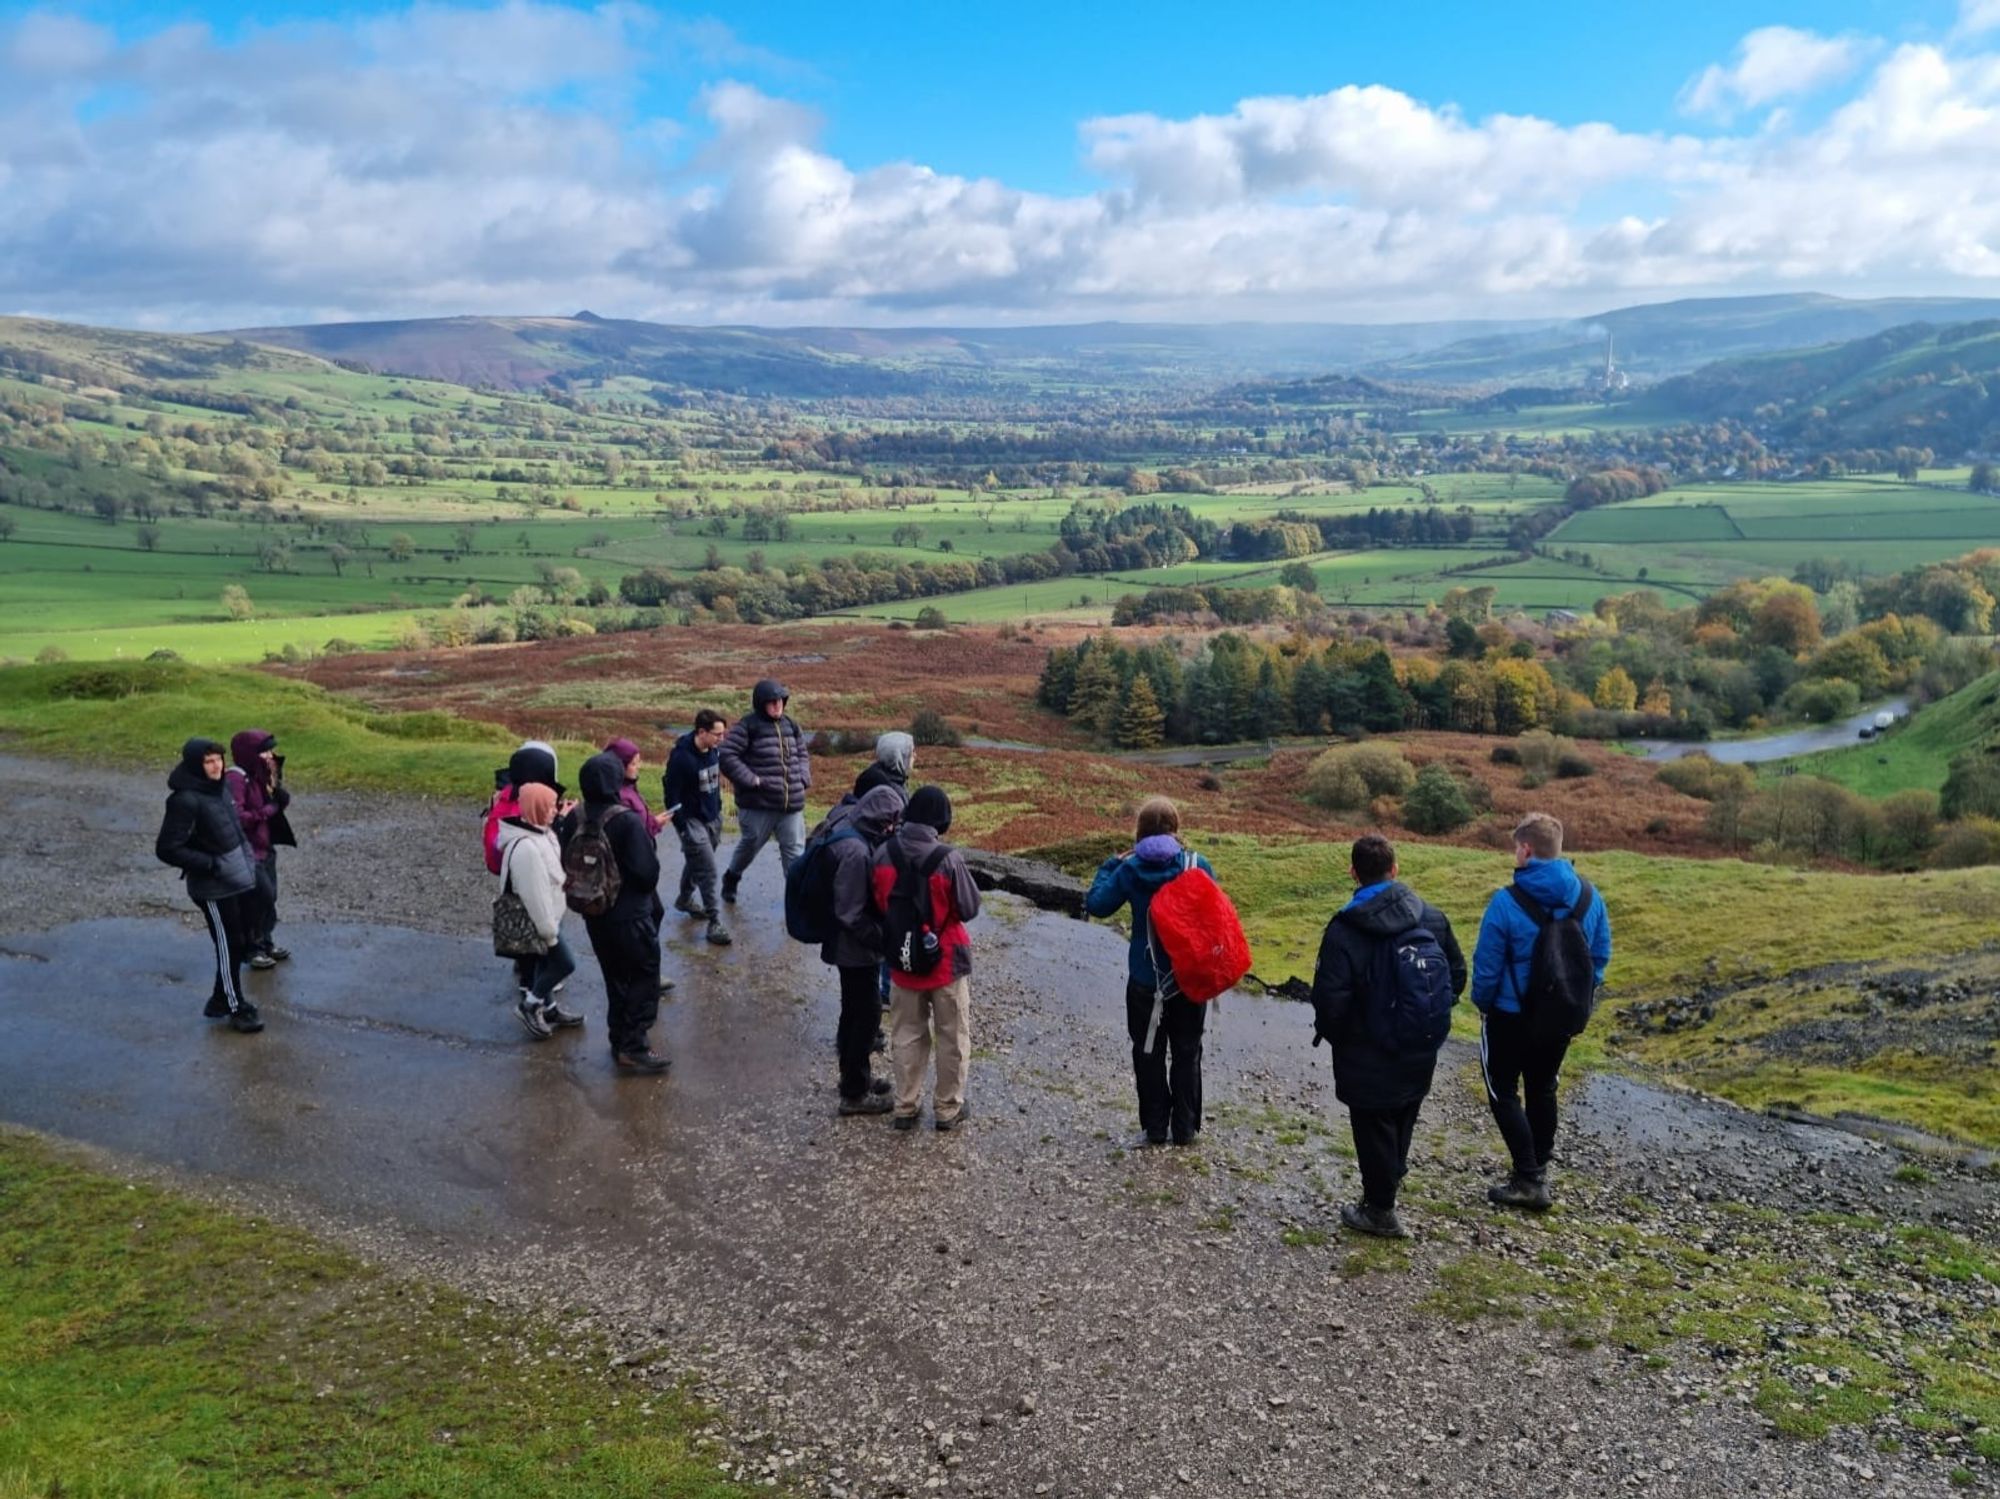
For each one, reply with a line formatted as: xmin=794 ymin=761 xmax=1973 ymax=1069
xmin=4 ymin=0 xmax=2000 ymax=329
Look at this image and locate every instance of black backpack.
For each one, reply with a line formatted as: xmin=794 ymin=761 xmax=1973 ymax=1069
xmin=562 ymin=806 xmax=626 ymax=917
xmin=784 ymin=818 xmax=862 ymax=945
xmin=1375 ymin=923 xmax=1456 ymax=1057
xmin=883 ymin=843 xmax=951 ymax=978
xmin=1506 ymin=878 xmax=1597 ymax=1043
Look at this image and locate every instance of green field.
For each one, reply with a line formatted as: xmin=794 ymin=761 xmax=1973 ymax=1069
xmin=1554 ymin=477 xmax=2000 ymax=585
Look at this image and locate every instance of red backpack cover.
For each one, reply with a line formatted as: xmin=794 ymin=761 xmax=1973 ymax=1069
xmin=1147 ymin=857 xmax=1252 ymax=1003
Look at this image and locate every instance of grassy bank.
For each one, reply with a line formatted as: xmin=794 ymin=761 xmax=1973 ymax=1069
xmin=1780 ymin=669 xmax=2000 ymax=797
xmin=0 ymin=659 xmax=598 ymax=799
xmin=0 ymin=1129 xmax=762 ymax=1498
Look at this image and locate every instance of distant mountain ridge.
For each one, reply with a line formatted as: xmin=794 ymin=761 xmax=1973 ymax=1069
xmin=224 ymin=314 xmax=1528 ymax=400
xmin=1365 ymin=293 xmax=2000 ymax=390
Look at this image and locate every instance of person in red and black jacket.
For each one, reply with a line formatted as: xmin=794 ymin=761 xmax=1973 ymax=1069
xmin=869 ymin=786 xmax=981 ymax=1132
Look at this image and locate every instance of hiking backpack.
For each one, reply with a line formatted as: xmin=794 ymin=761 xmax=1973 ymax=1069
xmin=562 ymin=806 xmax=626 ymax=917
xmin=1506 ymin=878 xmax=1598 ymax=1043
xmin=1376 ymin=924 xmax=1456 ymax=1056
xmin=783 ymin=819 xmax=862 ymax=945
xmin=883 ymin=843 xmax=951 ymax=978
xmin=1145 ymin=853 xmax=1253 ymax=1005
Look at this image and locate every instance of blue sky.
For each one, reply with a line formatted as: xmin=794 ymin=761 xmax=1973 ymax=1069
xmin=37 ymin=0 xmax=1964 ymax=188
xmin=5 ymin=1 xmax=2000 ymax=327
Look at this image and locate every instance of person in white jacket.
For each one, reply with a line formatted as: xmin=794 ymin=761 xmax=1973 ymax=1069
xmin=497 ymin=782 xmax=584 ymax=1040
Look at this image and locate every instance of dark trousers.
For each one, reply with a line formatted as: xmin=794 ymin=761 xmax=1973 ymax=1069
xmin=1125 ymin=980 xmax=1206 ymax=1144
xmin=677 ymin=819 xmax=720 ymax=914
xmin=244 ymin=851 xmax=278 ymax=951
xmin=836 ymin=964 xmax=881 ymax=1100
xmin=1481 ymin=1009 xmax=1567 ymax=1177
xmin=585 ymin=910 xmax=662 ymax=1055
xmin=1349 ymin=1101 xmax=1423 ymax=1209
xmin=193 ymin=893 xmax=250 ymax=1013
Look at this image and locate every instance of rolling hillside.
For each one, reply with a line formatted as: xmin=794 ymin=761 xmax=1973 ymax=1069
xmin=1781 ymin=669 xmax=2000 ymax=796
xmin=226 ymin=313 xmax=1526 ymax=401
xmin=1638 ymin=320 xmax=2000 ymax=452
xmin=1367 ymin=293 xmax=2000 ymax=391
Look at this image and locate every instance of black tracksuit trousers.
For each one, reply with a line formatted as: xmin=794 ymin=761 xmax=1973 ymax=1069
xmin=193 ymin=892 xmax=251 ymax=1014
xmin=836 ymin=963 xmax=881 ymax=1100
xmin=1125 ymin=980 xmax=1206 ymax=1144
xmin=585 ymin=909 xmax=662 ymax=1056
xmin=1481 ymin=1009 xmax=1567 ymax=1177
xmin=1349 ymin=1101 xmax=1423 ymax=1209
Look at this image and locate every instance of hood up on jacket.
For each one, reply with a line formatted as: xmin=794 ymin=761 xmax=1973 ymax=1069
xmin=752 ymin=678 xmax=789 ymax=713
xmin=578 ymin=750 xmax=628 ymax=808
xmin=850 ymin=784 xmax=904 ymax=839
xmin=1335 ymin=882 xmax=1429 ymax=937
xmin=873 ymin=732 xmax=913 ymax=778
xmin=230 ymin=729 xmax=276 ymax=778
xmin=508 ymin=741 xmax=562 ymax=797
xmin=1514 ymin=857 xmax=1584 ymax=913
xmin=170 ymin=736 xmax=227 ymax=793
xmin=1124 ymin=833 xmax=1188 ymax=889
xmin=605 ymin=736 xmax=641 ymax=769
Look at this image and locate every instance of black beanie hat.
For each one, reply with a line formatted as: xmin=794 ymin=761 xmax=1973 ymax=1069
xmin=906 ymin=784 xmax=952 ymax=835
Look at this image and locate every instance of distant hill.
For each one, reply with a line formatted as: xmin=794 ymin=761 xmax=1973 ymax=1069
xmin=1367 ymin=294 xmax=2000 ymax=390
xmin=1641 ymin=319 xmax=2000 ymax=452
xmin=0 ymin=315 xmax=339 ymax=388
xmin=225 ymin=314 xmax=1526 ymax=401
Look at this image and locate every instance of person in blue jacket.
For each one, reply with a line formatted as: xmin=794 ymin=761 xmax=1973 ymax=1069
xmin=1086 ymin=796 xmax=1216 ymax=1149
xmin=1469 ymin=811 xmax=1612 ymax=1211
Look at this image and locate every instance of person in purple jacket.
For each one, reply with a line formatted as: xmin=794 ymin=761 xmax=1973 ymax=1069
xmin=226 ymin=729 xmax=295 ymax=969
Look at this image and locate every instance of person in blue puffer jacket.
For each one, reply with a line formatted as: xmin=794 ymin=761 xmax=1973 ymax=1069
xmin=1470 ymin=811 xmax=1612 ymax=1212
xmin=1086 ymin=796 xmax=1216 ymax=1149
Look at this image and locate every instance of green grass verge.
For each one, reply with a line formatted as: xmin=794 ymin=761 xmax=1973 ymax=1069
xmin=0 ymin=1129 xmax=762 ymax=1498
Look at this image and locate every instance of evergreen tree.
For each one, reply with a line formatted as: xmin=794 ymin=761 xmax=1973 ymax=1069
xmin=1068 ymin=651 xmax=1121 ymax=740
xmin=1290 ymin=654 xmax=1330 ymax=734
xmin=1117 ymin=676 xmax=1167 ymax=749
xmin=1252 ymin=656 xmax=1292 ymax=740
xmin=1356 ymin=649 xmax=1412 ymax=731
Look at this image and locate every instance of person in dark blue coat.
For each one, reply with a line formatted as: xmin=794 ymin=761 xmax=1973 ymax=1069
xmin=1310 ymin=835 xmax=1465 ymax=1239
xmin=1470 ymin=811 xmax=1612 ymax=1211
xmin=665 ymin=709 xmax=731 ymax=946
xmin=1086 ymin=796 xmax=1216 ymax=1149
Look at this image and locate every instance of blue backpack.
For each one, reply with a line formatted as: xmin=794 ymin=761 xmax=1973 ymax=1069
xmin=1376 ymin=924 xmax=1456 ymax=1056
xmin=784 ymin=820 xmax=862 ymax=945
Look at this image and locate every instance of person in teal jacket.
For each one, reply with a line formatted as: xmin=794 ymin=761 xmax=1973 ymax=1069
xmin=1470 ymin=810 xmax=1612 ymax=1211
xmin=1086 ymin=796 xmax=1216 ymax=1149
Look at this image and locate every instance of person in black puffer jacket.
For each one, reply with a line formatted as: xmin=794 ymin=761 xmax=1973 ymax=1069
xmin=1309 ymin=834 xmax=1465 ymax=1239
xmin=717 ymin=678 xmax=811 ymax=905
xmin=155 ymin=737 xmax=264 ymax=1033
xmin=575 ymin=751 xmax=670 ymax=1074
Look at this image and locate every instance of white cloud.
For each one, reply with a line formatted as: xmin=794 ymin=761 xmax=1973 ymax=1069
xmin=5 ymin=9 xmax=2000 ymax=328
xmin=1681 ymin=26 xmax=1865 ymax=120
xmin=1957 ymin=0 xmax=2000 ymax=39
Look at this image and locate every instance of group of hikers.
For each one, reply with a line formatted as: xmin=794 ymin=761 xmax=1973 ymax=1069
xmin=155 ymin=676 xmax=1612 ymax=1233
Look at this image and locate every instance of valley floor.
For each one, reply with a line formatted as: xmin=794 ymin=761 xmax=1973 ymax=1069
xmin=1 ymin=755 xmax=1996 ymax=1496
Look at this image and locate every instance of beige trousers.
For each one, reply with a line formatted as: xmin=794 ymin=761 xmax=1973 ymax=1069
xmin=889 ymin=976 xmax=971 ymax=1122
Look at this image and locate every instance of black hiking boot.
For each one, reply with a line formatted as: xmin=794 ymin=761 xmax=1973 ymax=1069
xmin=1127 ymin=1130 xmax=1168 ymax=1150
xmin=1340 ymin=1201 xmax=1411 ymax=1240
xmin=227 ymin=1004 xmax=264 ymax=1034
xmin=613 ymin=1048 xmax=670 ymax=1076
xmin=543 ymin=999 xmax=585 ymax=1029
xmin=705 ymin=920 xmax=733 ymax=947
xmin=838 ymin=1093 xmax=893 ymax=1116
xmin=204 ymin=992 xmax=231 ymax=1019
xmin=1487 ymin=1173 xmax=1553 ymax=1212
xmin=720 ymin=872 xmax=739 ymax=906
xmin=892 ymin=1113 xmax=920 ymax=1132
xmin=673 ymin=892 xmax=699 ymax=917
xmin=935 ymin=1103 xmax=969 ymax=1133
